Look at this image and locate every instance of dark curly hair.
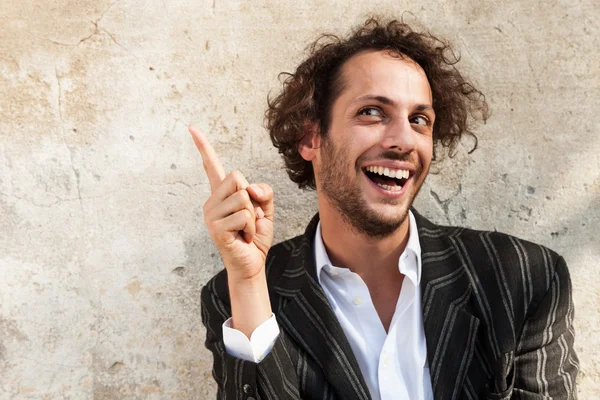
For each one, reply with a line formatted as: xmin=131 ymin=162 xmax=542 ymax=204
xmin=265 ymin=16 xmax=489 ymax=190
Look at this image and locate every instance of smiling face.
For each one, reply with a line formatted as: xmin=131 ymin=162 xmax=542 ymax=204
xmin=305 ymin=50 xmax=435 ymax=238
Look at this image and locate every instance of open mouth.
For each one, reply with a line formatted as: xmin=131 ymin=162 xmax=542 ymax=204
xmin=362 ymin=166 xmax=410 ymax=192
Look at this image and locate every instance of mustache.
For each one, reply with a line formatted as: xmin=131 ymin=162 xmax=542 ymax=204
xmin=363 ymin=151 xmax=419 ymax=165
xmin=378 ymin=151 xmax=412 ymax=162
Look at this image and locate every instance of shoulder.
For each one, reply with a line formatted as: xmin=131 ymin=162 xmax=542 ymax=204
xmin=428 ymin=221 xmax=566 ymax=312
xmin=449 ymin=224 xmax=561 ymax=279
xmin=415 ymin=209 xmax=562 ymax=281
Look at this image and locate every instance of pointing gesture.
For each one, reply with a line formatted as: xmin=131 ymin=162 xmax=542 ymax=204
xmin=189 ymin=125 xmax=227 ymax=192
xmin=189 ymin=126 xmax=274 ymax=282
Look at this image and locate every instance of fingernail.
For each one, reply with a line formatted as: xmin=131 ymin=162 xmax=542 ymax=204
xmin=256 ymin=207 xmax=265 ymax=219
xmin=251 ymin=185 xmax=263 ymax=196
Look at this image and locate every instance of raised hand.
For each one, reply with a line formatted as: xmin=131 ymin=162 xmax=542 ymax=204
xmin=189 ymin=126 xmax=274 ymax=282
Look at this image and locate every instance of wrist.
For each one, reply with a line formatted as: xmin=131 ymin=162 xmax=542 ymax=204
xmin=227 ymin=268 xmax=272 ymax=338
xmin=226 ymin=264 xmax=266 ymax=286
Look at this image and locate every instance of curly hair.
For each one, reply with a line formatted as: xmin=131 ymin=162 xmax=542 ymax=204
xmin=265 ymin=16 xmax=489 ymax=190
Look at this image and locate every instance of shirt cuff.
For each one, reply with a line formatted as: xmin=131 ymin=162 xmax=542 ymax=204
xmin=222 ymin=313 xmax=280 ymax=363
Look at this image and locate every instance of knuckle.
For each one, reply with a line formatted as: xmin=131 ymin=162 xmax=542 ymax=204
xmin=206 ymin=220 xmax=218 ymax=236
xmin=256 ymin=183 xmax=273 ymax=195
xmin=264 ymin=184 xmax=274 ymax=196
xmin=223 ymin=171 xmax=235 ymax=184
xmin=231 ymin=170 xmax=249 ymax=187
xmin=217 ymin=231 xmax=230 ymax=243
xmin=202 ymin=206 xmax=211 ymax=222
xmin=238 ymin=189 xmax=250 ymax=202
xmin=241 ymin=208 xmax=252 ymax=220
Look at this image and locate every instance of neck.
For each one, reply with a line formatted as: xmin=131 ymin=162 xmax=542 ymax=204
xmin=318 ymin=200 xmax=411 ymax=281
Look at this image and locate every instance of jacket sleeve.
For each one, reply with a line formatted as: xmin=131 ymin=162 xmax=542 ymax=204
xmin=201 ymin=281 xmax=302 ymax=400
xmin=512 ymin=256 xmax=579 ymax=399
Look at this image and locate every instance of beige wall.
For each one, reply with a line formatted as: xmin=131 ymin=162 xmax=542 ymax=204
xmin=1 ymin=0 xmax=598 ymax=398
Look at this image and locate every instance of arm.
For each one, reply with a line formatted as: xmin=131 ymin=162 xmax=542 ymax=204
xmin=190 ymin=125 xmax=274 ymax=338
xmin=190 ymin=127 xmax=301 ymax=398
xmin=201 ymin=281 xmax=301 ymax=399
xmin=513 ymin=256 xmax=579 ymax=399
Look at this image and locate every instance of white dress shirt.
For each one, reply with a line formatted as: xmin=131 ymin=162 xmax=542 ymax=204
xmin=222 ymin=211 xmax=434 ymax=400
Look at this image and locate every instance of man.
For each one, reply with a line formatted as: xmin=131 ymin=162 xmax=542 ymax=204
xmin=192 ymin=18 xmax=578 ymax=400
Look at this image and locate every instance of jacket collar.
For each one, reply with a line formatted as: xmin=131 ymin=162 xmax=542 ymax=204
xmin=413 ymin=210 xmax=481 ymax=400
xmin=272 ymin=210 xmax=479 ymax=400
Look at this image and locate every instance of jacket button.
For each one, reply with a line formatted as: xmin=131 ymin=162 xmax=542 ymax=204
xmin=243 ymin=384 xmax=253 ymax=394
xmin=247 ymin=398 xmax=256 ymax=400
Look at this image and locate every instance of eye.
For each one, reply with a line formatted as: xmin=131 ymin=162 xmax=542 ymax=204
xmin=358 ymin=107 xmax=384 ymax=118
xmin=410 ymin=115 xmax=430 ymax=126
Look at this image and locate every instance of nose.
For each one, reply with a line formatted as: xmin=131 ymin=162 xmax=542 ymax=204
xmin=380 ymin=117 xmax=416 ymax=153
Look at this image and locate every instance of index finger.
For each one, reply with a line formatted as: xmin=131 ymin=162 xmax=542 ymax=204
xmin=189 ymin=126 xmax=226 ymax=191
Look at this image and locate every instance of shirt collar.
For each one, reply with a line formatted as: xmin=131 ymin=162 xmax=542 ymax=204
xmin=314 ymin=210 xmax=422 ymax=285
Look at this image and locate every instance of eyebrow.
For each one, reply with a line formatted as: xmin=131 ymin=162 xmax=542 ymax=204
xmin=414 ymin=104 xmax=435 ymax=114
xmin=353 ymin=95 xmax=435 ymax=114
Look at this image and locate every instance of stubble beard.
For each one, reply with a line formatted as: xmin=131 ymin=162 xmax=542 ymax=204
xmin=319 ymin=136 xmax=422 ymax=239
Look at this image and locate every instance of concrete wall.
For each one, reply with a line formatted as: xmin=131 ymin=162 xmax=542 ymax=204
xmin=1 ymin=0 xmax=597 ymax=398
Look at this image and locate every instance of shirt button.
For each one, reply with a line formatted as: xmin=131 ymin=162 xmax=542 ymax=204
xmin=352 ymin=296 xmax=363 ymax=306
xmin=243 ymin=384 xmax=253 ymax=394
xmin=329 ymin=269 xmax=338 ymax=276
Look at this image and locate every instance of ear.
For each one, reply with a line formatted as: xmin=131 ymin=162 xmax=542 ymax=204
xmin=298 ymin=121 xmax=321 ymax=161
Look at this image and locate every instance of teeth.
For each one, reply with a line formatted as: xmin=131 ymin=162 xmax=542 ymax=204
xmin=366 ymin=166 xmax=410 ymax=179
xmin=375 ymin=182 xmax=403 ymax=192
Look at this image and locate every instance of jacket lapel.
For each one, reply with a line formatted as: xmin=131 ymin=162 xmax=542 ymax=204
xmin=272 ymin=214 xmax=371 ymax=400
xmin=270 ymin=211 xmax=480 ymax=400
xmin=414 ymin=210 xmax=480 ymax=400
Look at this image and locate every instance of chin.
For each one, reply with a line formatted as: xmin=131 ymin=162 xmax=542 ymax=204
xmin=344 ymin=205 xmax=410 ymax=239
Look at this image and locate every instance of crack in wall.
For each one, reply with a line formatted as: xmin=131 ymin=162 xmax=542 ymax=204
xmin=52 ymin=68 xmax=93 ymax=376
xmin=98 ymin=0 xmax=121 ymax=23
xmin=160 ymin=98 xmax=188 ymax=127
xmin=429 ymin=184 xmax=462 ymax=224
xmin=0 ymin=189 xmax=133 ymax=209
xmin=527 ymin=58 xmax=542 ymax=93
xmin=429 ymin=189 xmax=451 ymax=224
xmin=159 ymin=98 xmax=190 ymax=142
xmin=99 ymin=27 xmax=127 ymax=51
xmin=54 ymin=65 xmax=84 ymax=212
xmin=1 ymin=193 xmax=82 ymax=208
xmin=1 ymin=180 xmax=201 ymax=209
xmin=459 ymin=36 xmax=484 ymax=70
xmin=44 ymin=0 xmax=125 ymax=50
xmin=18 ymin=356 xmax=85 ymax=370
xmin=142 ymin=180 xmax=202 ymax=189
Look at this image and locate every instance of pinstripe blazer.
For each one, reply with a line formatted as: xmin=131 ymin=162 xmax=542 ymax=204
xmin=201 ymin=210 xmax=578 ymax=400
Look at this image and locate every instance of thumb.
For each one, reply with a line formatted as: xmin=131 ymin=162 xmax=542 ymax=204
xmin=247 ymin=184 xmax=274 ymax=219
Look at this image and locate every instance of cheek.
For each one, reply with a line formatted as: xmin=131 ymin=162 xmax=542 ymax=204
xmin=417 ymin=137 xmax=434 ymax=167
xmin=349 ymin=127 xmax=381 ymax=152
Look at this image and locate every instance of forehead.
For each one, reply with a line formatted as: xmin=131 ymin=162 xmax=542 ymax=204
xmin=337 ymin=50 xmax=432 ymax=105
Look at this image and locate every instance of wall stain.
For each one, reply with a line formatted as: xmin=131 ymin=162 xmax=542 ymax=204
xmin=124 ymin=277 xmax=142 ymax=300
xmin=0 ymin=70 xmax=53 ymax=136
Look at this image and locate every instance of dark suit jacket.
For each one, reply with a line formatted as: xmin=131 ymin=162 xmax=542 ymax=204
xmin=201 ymin=211 xmax=578 ymax=400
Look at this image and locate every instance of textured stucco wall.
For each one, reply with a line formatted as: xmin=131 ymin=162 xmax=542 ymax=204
xmin=0 ymin=0 xmax=598 ymax=398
